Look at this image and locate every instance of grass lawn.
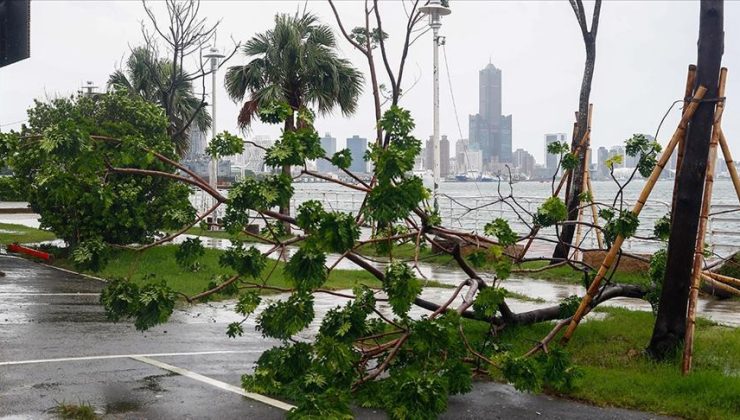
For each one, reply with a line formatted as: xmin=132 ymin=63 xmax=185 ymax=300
xmin=463 ymin=307 xmax=739 ymax=420
xmin=0 ymin=222 xmax=56 ymax=245
xmin=54 ymin=245 xmax=448 ymax=298
xmin=356 ymin=242 xmax=650 ymax=286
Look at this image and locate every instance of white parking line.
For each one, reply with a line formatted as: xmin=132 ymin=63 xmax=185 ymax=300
xmin=0 ymin=350 xmax=260 ymax=366
xmin=39 ymin=263 xmax=108 ymax=283
xmin=131 ymin=355 xmax=295 ymax=411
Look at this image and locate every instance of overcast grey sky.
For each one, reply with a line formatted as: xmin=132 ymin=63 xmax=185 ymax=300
xmin=1 ymin=1 xmax=738 ymax=163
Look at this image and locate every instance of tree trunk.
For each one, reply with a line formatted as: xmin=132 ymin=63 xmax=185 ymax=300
xmin=280 ymin=114 xmax=297 ymax=234
xmin=552 ymin=40 xmax=596 ymax=261
xmin=647 ymin=0 xmax=723 ymax=360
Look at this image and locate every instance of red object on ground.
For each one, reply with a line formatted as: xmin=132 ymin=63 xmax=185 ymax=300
xmin=7 ymin=243 xmax=52 ymax=261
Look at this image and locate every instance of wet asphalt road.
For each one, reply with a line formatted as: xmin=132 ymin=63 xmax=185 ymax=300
xmin=0 ymin=256 xmax=671 ymax=419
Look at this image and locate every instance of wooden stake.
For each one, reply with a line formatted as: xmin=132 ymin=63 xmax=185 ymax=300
xmin=683 ymin=67 xmax=727 ymax=375
xmin=703 ymin=270 xmax=740 ymax=288
xmin=561 ymin=85 xmax=708 ymax=344
xmin=586 ymin=164 xmax=604 ymax=248
xmin=718 ymin=130 xmax=740 ymax=203
xmin=572 ymin=108 xmax=593 ymax=261
xmin=701 ymin=274 xmax=740 ymax=297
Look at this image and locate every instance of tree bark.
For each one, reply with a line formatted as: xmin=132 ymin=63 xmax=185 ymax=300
xmin=647 ymin=0 xmax=724 ymax=360
xmin=280 ymin=113 xmax=297 ymax=234
xmin=552 ymin=0 xmax=600 ymax=261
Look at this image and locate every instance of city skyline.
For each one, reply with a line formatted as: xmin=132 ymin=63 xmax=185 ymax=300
xmin=3 ymin=2 xmax=739 ymax=165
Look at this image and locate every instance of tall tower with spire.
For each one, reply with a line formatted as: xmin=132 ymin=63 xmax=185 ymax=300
xmin=469 ymin=61 xmax=512 ymax=166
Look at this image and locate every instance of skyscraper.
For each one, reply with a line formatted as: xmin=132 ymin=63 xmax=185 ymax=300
xmin=469 ymin=62 xmax=512 ymax=166
xmin=512 ymin=148 xmax=535 ymax=178
xmin=597 ymin=146 xmax=609 ymax=178
xmin=318 ymin=133 xmax=337 ymax=173
xmin=544 ymin=133 xmax=567 ymax=172
xmin=346 ymin=135 xmax=368 ymax=173
xmin=425 ymin=135 xmax=451 ymax=177
xmin=185 ymin=129 xmax=208 ymax=159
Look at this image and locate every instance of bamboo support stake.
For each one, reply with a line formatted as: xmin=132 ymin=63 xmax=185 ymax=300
xmin=701 ymin=274 xmax=740 ymax=297
xmin=683 ymin=67 xmax=727 ymax=375
xmin=718 ymin=130 xmax=740 ymax=203
xmin=561 ymin=85 xmax=708 ymax=344
xmin=586 ymin=165 xmax=604 ymax=248
xmin=571 ymin=109 xmax=593 ymax=261
xmin=703 ymin=270 xmax=740 ymax=288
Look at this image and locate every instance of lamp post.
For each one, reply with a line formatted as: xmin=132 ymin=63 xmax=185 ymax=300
xmin=204 ymin=46 xmax=224 ymax=222
xmin=419 ymin=0 xmax=450 ymax=213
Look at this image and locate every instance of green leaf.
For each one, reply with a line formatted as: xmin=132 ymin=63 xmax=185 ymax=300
xmin=653 ymin=214 xmax=671 ymax=241
xmin=219 ymin=243 xmax=267 ymax=278
xmin=227 ymin=322 xmax=244 ymax=338
xmin=483 ymin=218 xmax=517 ymax=246
xmin=257 ymin=292 xmax=315 ymax=340
xmin=330 ymin=149 xmax=352 ymax=170
xmin=533 ymin=196 xmax=568 ymax=227
xmin=472 ymin=287 xmax=506 ymax=319
xmin=175 ymin=237 xmax=205 ymax=271
xmin=265 ymin=127 xmax=324 ymax=167
xmin=560 ymin=153 xmax=580 ymax=171
xmin=257 ymin=101 xmax=293 ymax=124
xmin=235 ymin=291 xmax=262 ymax=316
xmin=205 ymin=131 xmax=244 ymax=158
xmin=383 ymin=262 xmax=422 ymax=318
xmin=284 ymin=247 xmax=328 ymax=291
xmin=603 ymin=210 xmax=640 ymax=246
xmin=501 ymin=354 xmax=542 ymax=393
xmin=558 ymin=295 xmax=581 ymax=318
xmin=296 ymin=200 xmax=325 ymax=232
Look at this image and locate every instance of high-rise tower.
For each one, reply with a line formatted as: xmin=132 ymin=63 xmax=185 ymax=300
xmin=469 ymin=62 xmax=512 ymax=166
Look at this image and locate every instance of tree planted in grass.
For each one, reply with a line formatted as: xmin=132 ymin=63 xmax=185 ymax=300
xmin=225 ymin=11 xmax=363 ymax=228
xmin=0 ymin=92 xmax=195 ymax=268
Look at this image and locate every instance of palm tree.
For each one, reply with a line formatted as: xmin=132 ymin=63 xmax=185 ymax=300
xmin=225 ymin=12 xmax=363 ymax=131
xmin=108 ymin=47 xmax=212 ymax=156
xmin=225 ymin=12 xmax=363 ymax=225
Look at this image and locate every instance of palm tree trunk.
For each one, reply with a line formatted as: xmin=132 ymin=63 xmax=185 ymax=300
xmin=647 ymin=0 xmax=724 ymax=360
xmin=279 ymin=112 xmax=297 ymax=234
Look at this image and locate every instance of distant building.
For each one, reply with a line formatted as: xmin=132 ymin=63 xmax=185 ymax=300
xmin=544 ymin=133 xmax=567 ymax=174
xmin=469 ymin=62 xmax=512 ymax=167
xmin=455 ymin=139 xmax=470 ymax=174
xmin=425 ymin=135 xmax=451 ymax=177
xmin=609 ymin=145 xmax=626 ymax=170
xmin=441 ymin=135 xmax=450 ymax=177
xmin=186 ymin=129 xmax=208 ymax=159
xmin=597 ymin=146 xmax=609 ymax=179
xmin=318 ymin=133 xmax=337 ymax=173
xmin=181 ymin=156 xmax=233 ymax=180
xmin=243 ymin=135 xmax=273 ymax=174
xmin=512 ymin=148 xmax=535 ymax=178
xmin=347 ymin=135 xmax=368 ymax=173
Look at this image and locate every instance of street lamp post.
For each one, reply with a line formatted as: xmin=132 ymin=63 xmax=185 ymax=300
xmin=204 ymin=47 xmax=224 ymax=223
xmin=420 ymin=0 xmax=450 ymax=213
